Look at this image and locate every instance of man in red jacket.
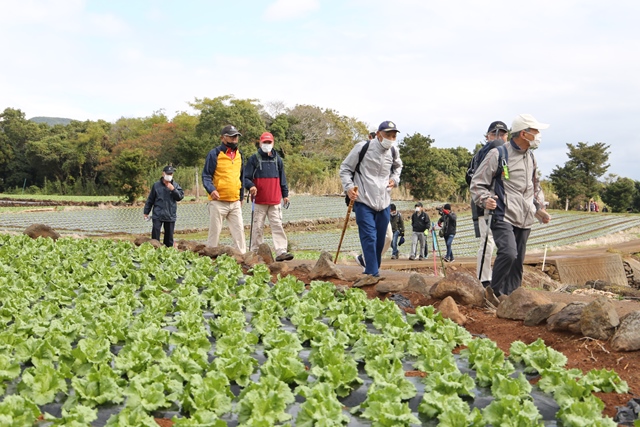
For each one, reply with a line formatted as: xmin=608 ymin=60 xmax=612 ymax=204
xmin=244 ymin=132 xmax=293 ymax=261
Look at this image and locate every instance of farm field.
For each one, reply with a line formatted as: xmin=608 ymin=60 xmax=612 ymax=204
xmin=0 ymin=234 xmax=631 ymax=426
xmin=1 ymin=196 xmax=639 ymax=256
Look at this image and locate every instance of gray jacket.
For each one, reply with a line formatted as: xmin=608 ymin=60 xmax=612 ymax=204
xmin=470 ymin=140 xmax=544 ymax=229
xmin=339 ymin=139 xmax=403 ymax=212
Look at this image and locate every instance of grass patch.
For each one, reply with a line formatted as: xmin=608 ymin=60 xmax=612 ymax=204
xmin=0 ymin=193 xmax=120 ymax=203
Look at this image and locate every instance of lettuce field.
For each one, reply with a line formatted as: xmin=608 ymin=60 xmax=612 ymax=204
xmin=2 ymin=196 xmax=640 ymax=256
xmin=0 ymin=234 xmax=632 ymax=426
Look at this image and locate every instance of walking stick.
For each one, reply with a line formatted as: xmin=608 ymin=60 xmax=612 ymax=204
xmin=248 ymin=196 xmax=255 ymax=252
xmin=335 ymin=186 xmax=357 ymax=263
xmin=478 ymin=211 xmax=493 ymax=281
xmin=432 ymin=224 xmax=446 ymax=277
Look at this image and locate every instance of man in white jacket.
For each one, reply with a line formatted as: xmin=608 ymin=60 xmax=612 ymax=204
xmin=471 ymin=114 xmax=551 ymax=297
xmin=340 ymin=120 xmax=403 ymax=280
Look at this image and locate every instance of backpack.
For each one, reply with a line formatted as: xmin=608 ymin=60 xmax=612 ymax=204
xmin=251 ymin=152 xmax=280 ymax=180
xmin=344 ymin=141 xmax=398 ymax=206
xmin=466 ymin=142 xmax=501 ymax=186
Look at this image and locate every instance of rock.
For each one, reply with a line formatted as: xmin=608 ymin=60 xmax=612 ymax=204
xmin=335 ymin=285 xmax=350 ymax=294
xmin=24 ymin=224 xmax=60 ymax=240
xmin=547 ymin=302 xmax=587 ymax=333
xmin=134 ymin=236 xmax=152 ymax=246
xmin=353 ymin=274 xmax=383 ymax=288
xmin=148 ymin=239 xmax=163 ymax=249
xmin=268 ymin=261 xmax=293 ymax=275
xmin=405 ymin=273 xmax=431 ymax=297
xmin=242 ymin=251 xmax=264 ymax=267
xmin=611 ymin=311 xmax=640 ymax=351
xmin=438 ymin=296 xmax=467 ymax=325
xmin=257 ymin=243 xmax=274 ymax=264
xmin=579 ymin=296 xmax=620 ymax=340
xmin=430 ymin=271 xmax=485 ymax=307
xmin=292 ymin=263 xmax=311 ymax=277
xmin=484 ymin=287 xmax=500 ymax=308
xmin=388 ymin=294 xmax=414 ymax=310
xmin=199 ymin=245 xmax=245 ymax=263
xmin=376 ymin=280 xmax=405 ymax=293
xmin=496 ymin=288 xmax=553 ymax=321
xmin=175 ymin=240 xmax=205 ymax=252
xmin=309 ymin=251 xmax=346 ymax=281
xmin=523 ymin=303 xmax=566 ymax=326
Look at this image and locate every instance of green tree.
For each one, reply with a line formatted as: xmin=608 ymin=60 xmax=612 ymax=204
xmin=601 ymin=177 xmax=636 ymax=212
xmin=398 ymin=133 xmax=435 ymax=200
xmin=111 ymin=148 xmax=148 ymax=203
xmin=549 ymin=163 xmax=585 ymax=210
xmin=0 ymin=108 xmax=46 ymax=190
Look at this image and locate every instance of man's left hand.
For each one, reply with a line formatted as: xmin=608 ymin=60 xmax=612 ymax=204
xmin=387 ymin=179 xmax=396 ymax=189
xmin=283 ymin=197 xmax=289 ymax=205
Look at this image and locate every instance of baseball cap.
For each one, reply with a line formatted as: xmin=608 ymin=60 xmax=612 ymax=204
xmin=487 ymin=121 xmax=508 ymax=134
xmin=511 ymin=114 xmax=550 ymax=133
xmin=377 ymin=120 xmax=400 ymax=133
xmin=444 ymin=203 xmax=451 ymax=210
xmin=220 ymin=125 xmax=242 ymax=136
xmin=259 ymin=132 xmax=274 ymax=143
xmin=163 ymin=165 xmax=175 ymax=174
xmin=415 ymin=202 xmax=423 ymax=207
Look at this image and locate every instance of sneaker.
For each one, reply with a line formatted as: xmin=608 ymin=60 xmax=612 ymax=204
xmin=354 ymin=254 xmax=366 ymax=272
xmin=391 ymin=254 xmax=398 ymax=260
xmin=275 ymin=252 xmax=294 ymax=262
xmin=409 ymin=255 xmax=415 ymax=260
xmin=443 ymin=258 xmax=451 ymax=262
xmin=418 ymin=256 xmax=424 ymax=260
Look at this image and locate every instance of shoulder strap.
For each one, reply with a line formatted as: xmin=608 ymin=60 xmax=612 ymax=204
xmin=490 ymin=145 xmax=508 ymax=189
xmin=354 ymin=141 xmax=371 ymax=175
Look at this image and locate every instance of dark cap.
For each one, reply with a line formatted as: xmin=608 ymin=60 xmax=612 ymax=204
xmin=415 ymin=202 xmax=422 ymax=207
xmin=163 ymin=165 xmax=175 ymax=174
xmin=390 ymin=203 xmax=396 ymax=211
xmin=487 ymin=121 xmax=508 ymax=134
xmin=220 ymin=125 xmax=242 ymax=136
xmin=444 ymin=203 xmax=451 ymax=210
xmin=377 ymin=120 xmax=400 ymax=133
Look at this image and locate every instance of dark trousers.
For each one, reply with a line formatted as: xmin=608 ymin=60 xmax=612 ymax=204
xmin=353 ymin=202 xmax=390 ymax=277
xmin=152 ymin=219 xmax=176 ymax=247
xmin=490 ymin=220 xmax=531 ymax=296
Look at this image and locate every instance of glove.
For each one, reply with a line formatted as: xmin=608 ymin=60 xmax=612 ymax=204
xmin=398 ymin=236 xmax=405 ymax=246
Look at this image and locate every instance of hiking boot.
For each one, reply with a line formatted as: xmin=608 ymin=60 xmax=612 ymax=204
xmin=418 ymin=256 xmax=424 ymax=260
xmin=391 ymin=254 xmax=398 ymax=260
xmin=275 ymin=252 xmax=294 ymax=262
xmin=485 ymin=286 xmax=500 ymax=307
xmin=354 ymin=254 xmax=366 ymax=272
xmin=443 ymin=258 xmax=451 ymax=262
xmin=409 ymin=255 xmax=416 ymax=260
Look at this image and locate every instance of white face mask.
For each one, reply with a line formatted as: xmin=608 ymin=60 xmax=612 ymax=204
xmin=260 ymin=143 xmax=273 ymax=153
xmin=163 ymin=175 xmax=173 ymax=182
xmin=525 ymin=131 xmax=542 ymax=149
xmin=415 ymin=207 xmax=421 ymax=212
xmin=380 ymin=138 xmax=394 ymax=150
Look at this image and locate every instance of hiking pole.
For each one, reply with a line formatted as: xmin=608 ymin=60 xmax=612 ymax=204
xmin=478 ymin=210 xmax=493 ymax=281
xmin=432 ymin=223 xmax=446 ymax=277
xmin=248 ymin=196 xmax=255 ymax=252
xmin=431 ymin=226 xmax=438 ymax=276
xmin=335 ymin=186 xmax=357 ymax=264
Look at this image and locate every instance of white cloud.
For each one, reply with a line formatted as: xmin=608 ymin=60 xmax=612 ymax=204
xmin=263 ymin=0 xmax=319 ymax=22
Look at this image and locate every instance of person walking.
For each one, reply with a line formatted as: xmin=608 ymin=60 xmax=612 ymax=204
xmin=470 ymin=114 xmax=551 ymax=296
xmin=410 ymin=202 xmax=430 ymax=260
xmin=475 ymin=121 xmax=508 ymax=286
xmin=143 ymin=165 xmax=184 ymax=248
xmin=244 ymin=132 xmax=294 ymax=261
xmin=389 ymin=204 xmax=404 ymax=259
xmin=438 ymin=203 xmax=457 ymax=262
xmin=202 ymin=125 xmax=246 ymax=252
xmin=340 ymin=120 xmax=403 ymax=281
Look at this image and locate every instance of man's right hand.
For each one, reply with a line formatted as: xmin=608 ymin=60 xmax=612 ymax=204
xmin=210 ymin=190 xmax=220 ymax=200
xmin=484 ymin=196 xmax=497 ymax=210
xmin=348 ymin=187 xmax=358 ymax=201
xmin=249 ymin=186 xmax=257 ymax=197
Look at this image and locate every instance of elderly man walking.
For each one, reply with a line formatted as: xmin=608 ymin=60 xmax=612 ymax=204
xmin=202 ymin=125 xmax=246 ymax=252
xmin=340 ymin=120 xmax=403 ymax=282
xmin=470 ymin=114 xmax=551 ymax=297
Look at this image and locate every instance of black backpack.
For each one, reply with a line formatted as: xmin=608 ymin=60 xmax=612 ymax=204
xmin=344 ymin=141 xmax=398 ymax=206
xmin=465 ymin=142 xmax=501 ymax=186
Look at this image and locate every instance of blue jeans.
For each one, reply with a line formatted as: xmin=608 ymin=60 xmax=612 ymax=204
xmin=391 ymin=230 xmax=401 ymax=256
xmin=444 ymin=234 xmax=455 ymax=260
xmin=353 ymin=202 xmax=390 ymax=276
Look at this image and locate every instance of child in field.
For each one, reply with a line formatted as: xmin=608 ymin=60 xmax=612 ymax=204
xmin=143 ymin=165 xmax=184 ymax=247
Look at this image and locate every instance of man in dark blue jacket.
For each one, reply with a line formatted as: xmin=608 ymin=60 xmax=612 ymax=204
xmin=244 ymin=132 xmax=293 ymax=261
xmin=143 ymin=165 xmax=185 ymax=247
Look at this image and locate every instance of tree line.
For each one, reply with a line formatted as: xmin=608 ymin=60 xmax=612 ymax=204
xmin=0 ymin=97 xmax=638 ymax=212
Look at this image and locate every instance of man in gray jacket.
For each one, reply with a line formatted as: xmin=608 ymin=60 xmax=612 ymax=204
xmin=340 ymin=120 xmax=403 ymax=280
xmin=470 ymin=114 xmax=551 ymax=296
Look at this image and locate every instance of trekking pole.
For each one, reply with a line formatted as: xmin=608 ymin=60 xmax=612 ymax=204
xmin=431 ymin=226 xmax=438 ymax=276
xmin=335 ymin=186 xmax=357 ymax=264
xmin=432 ymin=224 xmax=446 ymax=277
xmin=478 ymin=211 xmax=493 ymax=281
xmin=248 ymin=196 xmax=255 ymax=252
xmin=541 ymin=244 xmax=548 ymax=272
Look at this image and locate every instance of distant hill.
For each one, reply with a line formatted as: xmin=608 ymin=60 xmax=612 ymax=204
xmin=29 ymin=116 xmax=74 ymax=126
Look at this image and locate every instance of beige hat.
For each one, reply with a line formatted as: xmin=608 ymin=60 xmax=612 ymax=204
xmin=511 ymin=114 xmax=550 ymax=133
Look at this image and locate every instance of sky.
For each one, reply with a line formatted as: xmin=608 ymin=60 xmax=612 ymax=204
xmin=2 ymin=0 xmax=639 ymax=180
